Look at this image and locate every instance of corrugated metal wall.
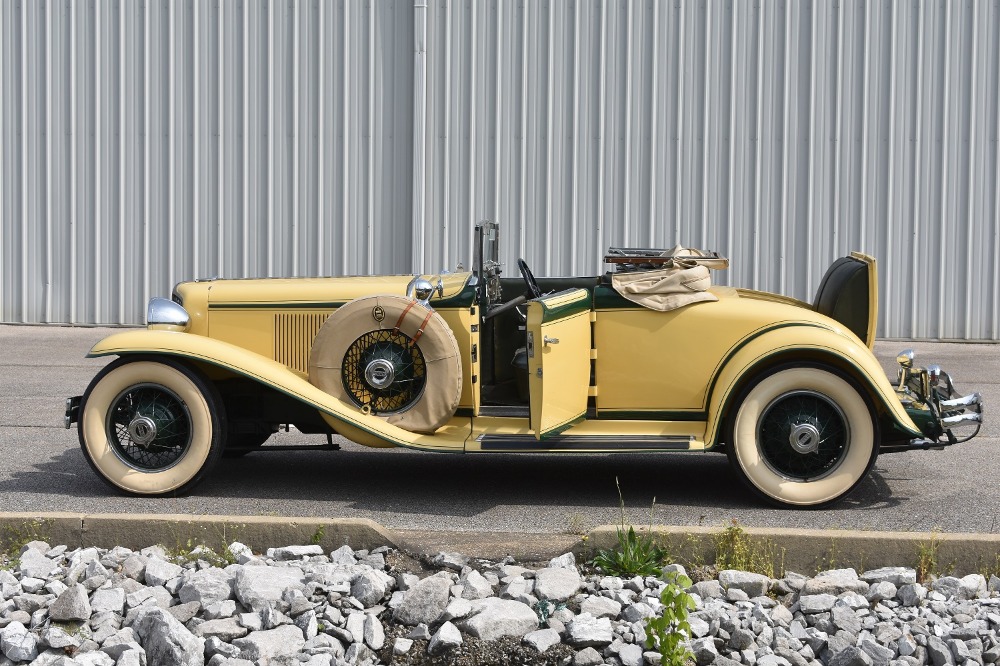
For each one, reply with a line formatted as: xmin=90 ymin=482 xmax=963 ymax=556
xmin=2 ymin=0 xmax=999 ymax=339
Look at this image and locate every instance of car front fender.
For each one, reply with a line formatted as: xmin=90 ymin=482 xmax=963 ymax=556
xmin=705 ymin=324 xmax=921 ymax=448
xmin=87 ymin=331 xmax=468 ymax=452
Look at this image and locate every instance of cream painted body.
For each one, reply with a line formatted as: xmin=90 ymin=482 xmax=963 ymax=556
xmin=89 ymin=267 xmax=920 ymax=455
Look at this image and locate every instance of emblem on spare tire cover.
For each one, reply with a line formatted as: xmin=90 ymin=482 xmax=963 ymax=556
xmin=372 ymin=305 xmax=385 ymax=322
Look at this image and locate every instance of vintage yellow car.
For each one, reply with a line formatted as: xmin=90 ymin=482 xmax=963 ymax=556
xmin=66 ymin=222 xmax=981 ymax=507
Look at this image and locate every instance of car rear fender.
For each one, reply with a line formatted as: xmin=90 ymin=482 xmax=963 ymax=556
xmin=705 ymin=324 xmax=921 ymax=448
xmin=87 ymin=331 xmax=466 ymax=451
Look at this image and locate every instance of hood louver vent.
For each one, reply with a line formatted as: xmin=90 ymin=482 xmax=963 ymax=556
xmin=274 ymin=313 xmax=330 ymax=373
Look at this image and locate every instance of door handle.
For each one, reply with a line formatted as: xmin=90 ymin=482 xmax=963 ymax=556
xmin=543 ymin=336 xmax=559 ymax=345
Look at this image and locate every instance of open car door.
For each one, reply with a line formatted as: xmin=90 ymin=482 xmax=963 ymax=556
xmin=526 ymin=289 xmax=591 ymax=439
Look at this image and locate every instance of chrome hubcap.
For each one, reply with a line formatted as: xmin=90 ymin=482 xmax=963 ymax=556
xmin=788 ymin=422 xmax=822 ymax=454
xmin=364 ymin=358 xmax=396 ymax=389
xmin=127 ymin=416 xmax=158 ymax=447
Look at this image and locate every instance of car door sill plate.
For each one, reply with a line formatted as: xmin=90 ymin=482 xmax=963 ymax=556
xmin=476 ymin=434 xmax=694 ymax=452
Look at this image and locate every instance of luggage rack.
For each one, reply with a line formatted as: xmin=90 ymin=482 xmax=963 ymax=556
xmin=604 ymin=247 xmax=729 ymax=273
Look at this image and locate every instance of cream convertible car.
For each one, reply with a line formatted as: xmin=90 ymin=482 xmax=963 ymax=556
xmin=66 ymin=223 xmax=981 ymax=507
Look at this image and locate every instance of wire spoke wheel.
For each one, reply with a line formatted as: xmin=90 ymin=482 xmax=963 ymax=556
xmin=79 ymin=359 xmax=225 ymax=495
xmin=757 ymin=390 xmax=849 ymax=481
xmin=727 ymin=365 xmax=878 ymax=508
xmin=107 ymin=384 xmax=192 ymax=471
xmin=342 ymin=330 xmax=427 ymax=414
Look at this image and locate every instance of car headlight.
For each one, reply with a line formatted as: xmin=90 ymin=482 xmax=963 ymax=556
xmin=147 ymin=297 xmax=190 ymax=331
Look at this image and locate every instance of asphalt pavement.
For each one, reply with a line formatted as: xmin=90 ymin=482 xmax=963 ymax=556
xmin=1 ymin=324 xmax=997 ymax=536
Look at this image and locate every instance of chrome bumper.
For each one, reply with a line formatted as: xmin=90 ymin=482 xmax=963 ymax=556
xmin=891 ymin=349 xmax=983 ymax=450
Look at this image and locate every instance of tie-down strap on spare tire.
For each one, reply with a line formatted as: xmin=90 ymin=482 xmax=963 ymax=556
xmin=308 ymin=294 xmax=463 ymax=434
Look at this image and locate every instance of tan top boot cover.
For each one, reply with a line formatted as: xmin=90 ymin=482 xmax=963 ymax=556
xmin=611 ymin=263 xmax=718 ymax=312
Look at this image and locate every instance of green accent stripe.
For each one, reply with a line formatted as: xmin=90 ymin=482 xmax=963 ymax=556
xmin=433 ymin=283 xmax=478 ymax=308
xmin=209 ymin=302 xmax=347 ymax=310
xmin=593 ymin=285 xmax=642 ymax=310
xmin=209 ymin=301 xmax=468 ymax=312
xmin=538 ymin=289 xmax=592 ymax=323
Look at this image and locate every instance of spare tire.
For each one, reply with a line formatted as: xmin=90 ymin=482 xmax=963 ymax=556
xmin=308 ymin=295 xmax=463 ymax=434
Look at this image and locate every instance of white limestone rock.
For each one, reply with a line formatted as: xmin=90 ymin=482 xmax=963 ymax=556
xmin=132 ymin=607 xmax=205 ymax=666
xmin=458 ymin=597 xmax=539 ymax=642
xmin=233 ymin=566 xmax=304 ymax=611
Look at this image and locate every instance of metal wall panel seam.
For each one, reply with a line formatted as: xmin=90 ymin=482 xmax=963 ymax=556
xmin=700 ymin=0 xmax=710 ymax=250
xmin=778 ymin=0 xmax=791 ymax=296
xmin=884 ymin=0 xmax=897 ymax=334
xmin=120 ymin=0 xmax=128 ymax=322
xmin=964 ymin=0 xmax=978 ymax=338
xmin=217 ymin=0 xmax=224 ymax=275
xmin=647 ymin=0 xmax=658 ymax=251
xmin=621 ymin=0 xmax=632 ymax=249
xmin=595 ymin=1 xmax=605 ymax=268
xmin=859 ymin=0 xmax=870 ymax=260
xmin=545 ymin=0 xmax=554 ymax=270
xmin=909 ymin=2 xmax=924 ymax=338
xmin=0 ymin=0 xmax=7 ymax=319
xmin=994 ymin=0 xmax=1000 ymax=337
xmin=342 ymin=0 xmax=350 ymax=271
xmin=442 ymin=0 xmax=451 ymax=273
xmin=569 ymin=0 xmax=579 ymax=274
xmin=317 ymin=0 xmax=324 ymax=275
xmin=726 ymin=0 xmax=736 ymax=264
xmin=69 ymin=0 xmax=77 ymax=323
xmin=752 ymin=0 xmax=762 ymax=290
xmin=266 ymin=0 xmax=274 ymax=277
xmin=832 ymin=0 xmax=842 ymax=260
xmin=167 ymin=0 xmax=176 ymax=299
xmin=20 ymin=0 xmax=28 ymax=322
xmin=492 ymin=0 xmax=502 ymax=266
xmin=292 ymin=0 xmax=299 ymax=276
xmin=804 ymin=0 xmax=817 ymax=291
xmin=94 ymin=0 xmax=103 ymax=323
xmin=937 ymin=5 xmax=952 ymax=338
xmin=517 ymin=0 xmax=526 ymax=257
xmin=193 ymin=0 xmax=201 ymax=280
xmin=674 ymin=0 xmax=684 ymax=245
xmin=412 ymin=0 xmax=424 ymax=272
xmin=467 ymin=0 xmax=477 ymax=270
xmin=241 ymin=0 xmax=249 ymax=276
xmin=367 ymin=0 xmax=374 ymax=271
xmin=45 ymin=0 xmax=53 ymax=322
xmin=0 ymin=0 xmax=5 ymax=319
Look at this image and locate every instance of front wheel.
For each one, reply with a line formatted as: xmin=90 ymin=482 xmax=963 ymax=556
xmin=727 ymin=365 xmax=879 ymax=508
xmin=78 ymin=358 xmax=226 ymax=496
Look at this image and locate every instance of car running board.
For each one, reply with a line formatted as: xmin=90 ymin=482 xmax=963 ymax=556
xmin=473 ymin=434 xmax=697 ymax=453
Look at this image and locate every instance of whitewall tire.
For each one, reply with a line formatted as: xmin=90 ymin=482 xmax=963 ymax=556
xmin=78 ymin=358 xmax=226 ymax=496
xmin=727 ymin=365 xmax=878 ymax=508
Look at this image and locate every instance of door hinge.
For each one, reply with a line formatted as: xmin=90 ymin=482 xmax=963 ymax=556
xmin=536 ymin=367 xmax=543 ymax=378
xmin=526 ymin=331 xmax=535 ymax=358
xmin=471 ymin=343 xmax=478 ymax=363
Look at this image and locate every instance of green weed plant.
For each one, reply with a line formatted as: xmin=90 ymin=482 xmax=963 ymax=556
xmin=645 ymin=571 xmax=696 ymax=666
xmin=592 ymin=478 xmax=668 ymax=577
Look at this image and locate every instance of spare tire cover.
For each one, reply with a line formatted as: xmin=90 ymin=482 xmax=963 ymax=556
xmin=308 ymin=295 xmax=463 ymax=434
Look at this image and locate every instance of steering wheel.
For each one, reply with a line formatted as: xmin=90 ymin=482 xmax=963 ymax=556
xmin=517 ymin=258 xmax=542 ymax=299
xmin=483 ymin=258 xmax=543 ymax=321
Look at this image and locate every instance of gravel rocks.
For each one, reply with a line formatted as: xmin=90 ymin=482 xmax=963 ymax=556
xmin=0 ymin=540 xmax=998 ymax=666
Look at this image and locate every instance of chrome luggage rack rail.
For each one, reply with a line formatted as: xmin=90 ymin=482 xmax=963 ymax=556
xmin=604 ymin=247 xmax=729 ymax=273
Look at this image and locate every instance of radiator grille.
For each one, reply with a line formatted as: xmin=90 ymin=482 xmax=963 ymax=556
xmin=274 ymin=313 xmax=331 ymax=373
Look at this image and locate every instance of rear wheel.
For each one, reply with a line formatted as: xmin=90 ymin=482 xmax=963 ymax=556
xmin=78 ymin=358 xmax=226 ymax=496
xmin=727 ymin=365 xmax=878 ymax=508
